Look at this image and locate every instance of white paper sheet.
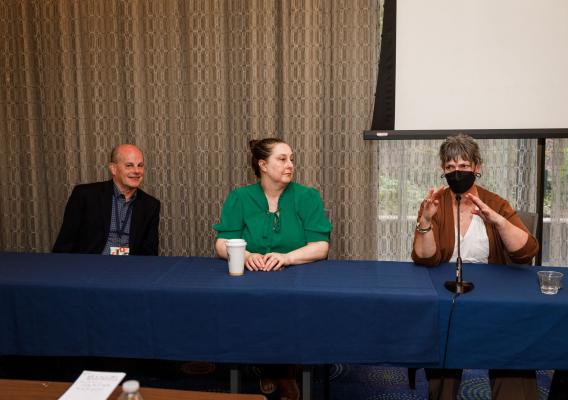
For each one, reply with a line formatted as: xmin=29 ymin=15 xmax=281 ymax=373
xmin=58 ymin=370 xmax=126 ymax=400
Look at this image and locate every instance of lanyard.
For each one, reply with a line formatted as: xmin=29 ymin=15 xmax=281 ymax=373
xmin=113 ymin=195 xmax=134 ymax=237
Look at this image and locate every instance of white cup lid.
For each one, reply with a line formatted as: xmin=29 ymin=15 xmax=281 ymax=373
xmin=122 ymin=380 xmax=140 ymax=393
xmin=226 ymin=239 xmax=246 ymax=246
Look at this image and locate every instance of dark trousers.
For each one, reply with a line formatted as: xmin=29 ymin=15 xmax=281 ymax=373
xmin=549 ymin=370 xmax=568 ymax=400
xmin=425 ymin=368 xmax=538 ymax=400
xmin=260 ymin=364 xmax=298 ymax=379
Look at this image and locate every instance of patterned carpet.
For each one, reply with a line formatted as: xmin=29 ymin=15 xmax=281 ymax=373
xmin=137 ymin=363 xmax=554 ymax=400
xmin=0 ymin=357 xmax=553 ymax=399
xmin=323 ymin=365 xmax=552 ymax=400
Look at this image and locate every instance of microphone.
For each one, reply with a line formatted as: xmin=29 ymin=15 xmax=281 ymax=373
xmin=441 ymin=170 xmax=477 ymax=293
xmin=444 ymin=191 xmax=474 ymax=294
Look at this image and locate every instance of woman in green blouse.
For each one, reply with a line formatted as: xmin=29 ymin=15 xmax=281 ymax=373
xmin=213 ymin=138 xmax=332 ymax=400
xmin=214 ymin=138 xmax=332 ymax=272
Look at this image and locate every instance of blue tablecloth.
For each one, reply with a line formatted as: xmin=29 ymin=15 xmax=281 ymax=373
xmin=4 ymin=253 xmax=568 ymax=369
xmin=428 ymin=262 xmax=568 ymax=369
xmin=0 ymin=253 xmax=439 ymax=365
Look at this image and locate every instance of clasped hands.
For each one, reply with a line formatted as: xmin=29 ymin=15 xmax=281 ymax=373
xmin=422 ymin=186 xmax=506 ymax=227
xmin=245 ymin=252 xmax=290 ymax=271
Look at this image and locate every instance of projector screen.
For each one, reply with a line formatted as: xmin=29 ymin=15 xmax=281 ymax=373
xmin=394 ymin=0 xmax=568 ymax=131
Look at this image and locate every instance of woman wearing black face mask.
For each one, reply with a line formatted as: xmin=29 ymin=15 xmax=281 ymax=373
xmin=412 ymin=134 xmax=538 ymax=267
xmin=411 ymin=134 xmax=539 ymax=400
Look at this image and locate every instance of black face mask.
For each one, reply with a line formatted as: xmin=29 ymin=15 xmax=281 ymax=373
xmin=444 ymin=170 xmax=476 ymax=194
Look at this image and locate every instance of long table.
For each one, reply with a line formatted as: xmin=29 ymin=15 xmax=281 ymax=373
xmin=1 ymin=252 xmax=567 ymax=370
xmin=0 ymin=252 xmax=438 ymax=366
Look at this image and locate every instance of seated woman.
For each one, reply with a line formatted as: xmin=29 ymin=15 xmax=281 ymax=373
xmin=412 ymin=134 xmax=539 ymax=400
xmin=214 ymin=137 xmax=332 ymax=400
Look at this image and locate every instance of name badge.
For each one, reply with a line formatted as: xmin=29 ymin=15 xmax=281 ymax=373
xmin=110 ymin=246 xmax=130 ymax=256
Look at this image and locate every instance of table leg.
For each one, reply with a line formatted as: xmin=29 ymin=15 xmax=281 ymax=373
xmin=302 ymin=367 xmax=312 ymax=400
xmin=324 ymin=364 xmax=331 ymax=400
xmin=230 ymin=367 xmax=241 ymax=393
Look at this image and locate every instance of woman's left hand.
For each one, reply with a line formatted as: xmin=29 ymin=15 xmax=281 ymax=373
xmin=262 ymin=252 xmax=290 ymax=271
xmin=465 ymin=193 xmax=507 ymax=227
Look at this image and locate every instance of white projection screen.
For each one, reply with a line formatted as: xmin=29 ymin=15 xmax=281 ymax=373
xmin=395 ymin=0 xmax=568 ymax=131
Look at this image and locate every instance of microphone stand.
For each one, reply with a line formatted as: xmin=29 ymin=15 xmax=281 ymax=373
xmin=444 ymin=194 xmax=474 ymax=294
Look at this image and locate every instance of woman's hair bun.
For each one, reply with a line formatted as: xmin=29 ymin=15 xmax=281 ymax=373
xmin=249 ymin=139 xmax=259 ymax=150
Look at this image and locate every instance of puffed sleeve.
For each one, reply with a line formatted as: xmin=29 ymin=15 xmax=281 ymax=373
xmin=298 ymin=188 xmax=332 ymax=242
xmin=213 ymin=190 xmax=244 ymax=239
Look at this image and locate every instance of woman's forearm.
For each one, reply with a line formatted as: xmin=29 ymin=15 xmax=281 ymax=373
xmin=495 ymin=218 xmax=529 ymax=252
xmin=413 ymin=216 xmax=437 ymax=258
xmin=286 ymin=241 xmax=329 ymax=265
xmin=413 ymin=230 xmax=437 ymax=258
xmin=215 ymin=238 xmax=228 ymax=259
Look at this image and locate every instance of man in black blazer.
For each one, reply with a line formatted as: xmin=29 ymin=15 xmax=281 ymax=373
xmin=53 ymin=144 xmax=160 ymax=255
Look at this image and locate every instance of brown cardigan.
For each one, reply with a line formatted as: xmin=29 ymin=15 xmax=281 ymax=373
xmin=411 ymin=186 xmax=539 ymax=266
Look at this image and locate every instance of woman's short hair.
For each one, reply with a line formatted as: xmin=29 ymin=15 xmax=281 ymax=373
xmin=439 ymin=134 xmax=482 ymax=167
xmin=249 ymin=138 xmax=287 ymax=177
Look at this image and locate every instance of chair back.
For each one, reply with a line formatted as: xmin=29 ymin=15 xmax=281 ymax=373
xmin=516 ymin=210 xmax=538 ymax=237
xmin=504 ymin=210 xmax=539 ymax=265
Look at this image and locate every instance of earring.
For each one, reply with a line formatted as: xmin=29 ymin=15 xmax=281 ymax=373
xmin=475 ymin=172 xmax=481 ymax=178
xmin=440 ymin=173 xmax=445 ymax=179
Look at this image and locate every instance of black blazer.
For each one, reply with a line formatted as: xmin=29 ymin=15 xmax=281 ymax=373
xmin=53 ymin=180 xmax=160 ymax=255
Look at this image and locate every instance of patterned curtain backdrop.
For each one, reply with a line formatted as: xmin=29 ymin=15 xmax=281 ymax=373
xmin=0 ymin=0 xmax=380 ymax=259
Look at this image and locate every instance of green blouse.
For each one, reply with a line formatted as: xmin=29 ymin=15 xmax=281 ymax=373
xmin=213 ymin=182 xmax=332 ymax=254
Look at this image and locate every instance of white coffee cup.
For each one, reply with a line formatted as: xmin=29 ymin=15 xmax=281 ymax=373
xmin=226 ymin=239 xmax=247 ymax=276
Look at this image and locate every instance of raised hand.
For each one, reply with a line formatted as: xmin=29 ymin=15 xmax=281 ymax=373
xmin=421 ymin=185 xmax=445 ymax=223
xmin=465 ymin=193 xmax=506 ymax=226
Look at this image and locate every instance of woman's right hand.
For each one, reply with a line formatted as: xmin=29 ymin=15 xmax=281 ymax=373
xmin=413 ymin=186 xmax=445 ymax=261
xmin=245 ymin=252 xmax=265 ymax=271
xmin=420 ymin=186 xmax=445 ymax=224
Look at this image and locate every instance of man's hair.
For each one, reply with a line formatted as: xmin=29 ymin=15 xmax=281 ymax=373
xmin=249 ymin=138 xmax=287 ymax=177
xmin=439 ymin=134 xmax=482 ymax=166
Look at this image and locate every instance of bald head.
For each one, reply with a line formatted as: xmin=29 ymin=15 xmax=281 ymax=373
xmin=109 ymin=144 xmax=145 ymax=197
xmin=110 ymin=144 xmax=143 ymax=163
